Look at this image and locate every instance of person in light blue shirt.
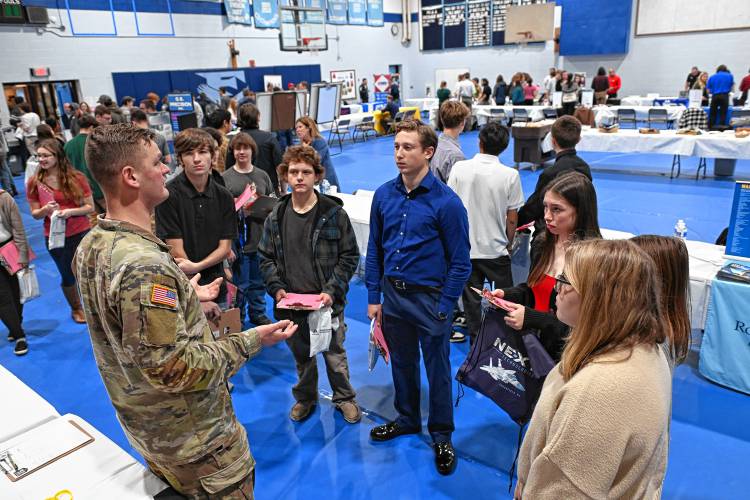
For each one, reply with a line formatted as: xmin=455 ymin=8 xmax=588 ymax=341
xmin=706 ymin=65 xmax=735 ymax=128
xmin=294 ymin=116 xmax=341 ymax=191
xmin=365 ymin=119 xmax=471 ymax=476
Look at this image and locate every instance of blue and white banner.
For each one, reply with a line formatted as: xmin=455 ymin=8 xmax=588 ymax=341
xmin=327 ymin=0 xmax=347 ymax=24
xmin=253 ymin=0 xmax=279 ymax=28
xmin=366 ymin=0 xmax=383 ymax=26
xmin=347 ymin=0 xmax=366 ymax=24
xmin=224 ymin=0 xmax=253 ymax=25
xmin=726 ymin=181 xmax=750 ymax=261
xmin=305 ymin=0 xmax=325 ymax=24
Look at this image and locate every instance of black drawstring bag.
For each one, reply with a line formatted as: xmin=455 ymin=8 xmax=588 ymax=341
xmin=455 ymin=305 xmax=556 ymax=491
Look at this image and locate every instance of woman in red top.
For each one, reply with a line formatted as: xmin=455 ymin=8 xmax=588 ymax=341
xmin=27 ymin=138 xmax=93 ymax=323
xmin=493 ymin=172 xmax=601 ymax=360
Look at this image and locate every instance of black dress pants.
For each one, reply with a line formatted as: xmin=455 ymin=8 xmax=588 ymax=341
xmin=0 ymin=266 xmax=24 ymax=340
xmin=709 ymin=93 xmax=729 ymax=129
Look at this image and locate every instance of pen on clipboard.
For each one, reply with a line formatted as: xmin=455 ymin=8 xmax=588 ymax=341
xmin=516 ymin=221 xmax=535 ymax=232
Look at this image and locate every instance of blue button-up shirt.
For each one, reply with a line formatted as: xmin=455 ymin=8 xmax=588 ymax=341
xmin=365 ymin=170 xmax=471 ymax=316
xmin=707 ymin=71 xmax=734 ymax=95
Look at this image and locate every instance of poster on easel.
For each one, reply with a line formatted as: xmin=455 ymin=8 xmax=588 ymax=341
xmin=725 ymin=181 xmax=750 ymax=262
xmin=581 ymin=90 xmax=594 ymax=107
xmin=552 ymin=91 xmax=562 ymax=108
xmin=330 ymin=70 xmax=357 ymax=100
xmin=689 ymin=89 xmax=703 ymax=109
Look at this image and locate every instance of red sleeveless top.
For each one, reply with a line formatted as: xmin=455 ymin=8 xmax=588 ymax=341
xmin=531 ymin=275 xmax=556 ymax=313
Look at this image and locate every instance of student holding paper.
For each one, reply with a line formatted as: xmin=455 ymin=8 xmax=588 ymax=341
xmin=0 ymin=189 xmax=30 ymax=355
xmin=259 ymin=144 xmax=361 ymax=424
xmin=222 ymin=132 xmax=275 ymax=327
xmin=27 ymin=138 xmax=93 ymax=324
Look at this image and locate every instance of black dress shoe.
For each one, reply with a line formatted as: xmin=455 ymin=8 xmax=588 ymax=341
xmin=370 ymin=421 xmax=420 ymax=442
xmin=434 ymin=442 xmax=457 ymax=475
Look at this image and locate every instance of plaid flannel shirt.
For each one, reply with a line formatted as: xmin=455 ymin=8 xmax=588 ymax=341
xmin=258 ymin=193 xmax=360 ymax=317
xmin=678 ymin=108 xmax=708 ymax=130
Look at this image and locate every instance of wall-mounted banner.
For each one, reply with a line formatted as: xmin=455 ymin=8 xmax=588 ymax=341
xmin=367 ymin=0 xmax=383 ymax=26
xmin=348 ymin=0 xmax=366 ymax=24
xmin=253 ymin=0 xmax=280 ymax=28
xmin=224 ymin=0 xmax=253 ymax=25
xmin=305 ymin=0 xmax=325 ymax=23
xmin=327 ymin=0 xmax=347 ymax=24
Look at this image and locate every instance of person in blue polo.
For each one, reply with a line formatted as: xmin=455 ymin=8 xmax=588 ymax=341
xmin=706 ymin=64 xmax=735 ymax=129
xmin=365 ymin=119 xmax=471 ymax=476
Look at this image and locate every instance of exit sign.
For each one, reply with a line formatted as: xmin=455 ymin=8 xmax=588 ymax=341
xmin=30 ymin=67 xmax=50 ymax=77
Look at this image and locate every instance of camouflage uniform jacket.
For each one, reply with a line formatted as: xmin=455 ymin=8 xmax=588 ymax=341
xmin=73 ymin=217 xmax=261 ymax=465
xmin=258 ymin=192 xmax=360 ymax=317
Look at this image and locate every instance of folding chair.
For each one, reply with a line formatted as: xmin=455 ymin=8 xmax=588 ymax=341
xmin=617 ymin=108 xmax=637 ymax=128
xmin=542 ymin=108 xmax=558 ymax=120
xmin=353 ymin=115 xmax=377 ymax=142
xmin=488 ymin=108 xmax=508 ymax=125
xmin=512 ymin=108 xmax=529 ymax=125
xmin=327 ymin=119 xmax=351 ymax=152
xmin=648 ymin=108 xmax=669 ymax=129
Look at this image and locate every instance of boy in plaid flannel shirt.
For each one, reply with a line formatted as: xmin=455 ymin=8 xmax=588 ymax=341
xmin=259 ymin=144 xmax=362 ymax=424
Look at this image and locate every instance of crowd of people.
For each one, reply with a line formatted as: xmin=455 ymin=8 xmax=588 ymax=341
xmin=0 ymin=78 xmax=693 ymax=497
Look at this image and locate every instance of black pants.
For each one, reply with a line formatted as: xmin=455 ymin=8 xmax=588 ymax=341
xmin=709 ymin=93 xmax=729 ymax=129
xmin=47 ymin=230 xmax=88 ymax=287
xmin=0 ymin=265 xmax=24 ymax=340
xmin=461 ymin=256 xmax=513 ymax=340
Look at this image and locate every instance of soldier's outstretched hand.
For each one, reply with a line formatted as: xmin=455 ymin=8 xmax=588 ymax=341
xmin=190 ymin=273 xmax=223 ymax=302
xmin=255 ymin=320 xmax=298 ymax=346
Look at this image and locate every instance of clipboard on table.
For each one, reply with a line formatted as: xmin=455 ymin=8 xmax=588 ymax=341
xmin=0 ymin=418 xmax=95 ymax=482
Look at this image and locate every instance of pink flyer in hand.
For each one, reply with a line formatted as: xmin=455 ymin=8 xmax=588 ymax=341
xmin=370 ymin=319 xmax=390 ymax=364
xmin=277 ymin=293 xmax=324 ymax=310
xmin=234 ymin=183 xmax=257 ymax=211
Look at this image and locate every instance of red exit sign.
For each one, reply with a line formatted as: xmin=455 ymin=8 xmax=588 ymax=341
xmin=30 ymin=67 xmax=50 ymax=77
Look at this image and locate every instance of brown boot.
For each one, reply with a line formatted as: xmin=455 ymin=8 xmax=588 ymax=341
xmin=62 ymin=286 xmax=87 ymax=324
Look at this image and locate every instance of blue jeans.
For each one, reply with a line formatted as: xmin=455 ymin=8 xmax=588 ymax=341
xmin=231 ymin=249 xmax=268 ymax=324
xmin=46 ymin=230 xmax=88 ymax=287
xmin=382 ymin=279 xmax=455 ymax=443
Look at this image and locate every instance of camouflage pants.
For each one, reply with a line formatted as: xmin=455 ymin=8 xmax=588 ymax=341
xmin=146 ymin=429 xmax=255 ymax=499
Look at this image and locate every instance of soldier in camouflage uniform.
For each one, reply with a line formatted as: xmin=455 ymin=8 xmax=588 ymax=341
xmin=73 ymin=124 xmax=297 ymax=499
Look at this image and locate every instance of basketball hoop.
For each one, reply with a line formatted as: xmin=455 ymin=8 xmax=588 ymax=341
xmin=302 ymin=37 xmax=322 ymax=56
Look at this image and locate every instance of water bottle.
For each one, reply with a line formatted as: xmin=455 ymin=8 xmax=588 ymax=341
xmin=674 ymin=219 xmax=688 ymax=240
xmin=320 ymin=179 xmax=330 ymax=195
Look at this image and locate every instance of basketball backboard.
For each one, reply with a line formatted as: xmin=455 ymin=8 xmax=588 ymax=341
xmin=279 ymin=5 xmax=328 ymax=52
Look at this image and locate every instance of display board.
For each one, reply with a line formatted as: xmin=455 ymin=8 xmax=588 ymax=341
xmin=310 ymin=82 xmax=342 ymax=124
xmin=636 ymin=0 xmax=750 ymax=36
xmin=420 ymin=0 xmax=549 ymax=51
xmin=725 ymin=181 xmax=750 ymax=262
xmin=330 ymin=70 xmax=357 ymax=100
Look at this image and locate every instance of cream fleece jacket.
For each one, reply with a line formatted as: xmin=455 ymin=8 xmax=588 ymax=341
xmin=516 ymin=343 xmax=672 ymax=499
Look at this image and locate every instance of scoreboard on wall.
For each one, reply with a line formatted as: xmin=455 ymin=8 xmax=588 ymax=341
xmin=420 ymin=0 xmax=548 ymax=50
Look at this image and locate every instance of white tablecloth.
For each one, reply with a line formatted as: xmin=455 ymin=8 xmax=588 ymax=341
xmin=0 ymin=364 xmax=59 ymax=443
xmin=403 ymin=98 xmax=439 ymax=110
xmin=0 ymin=414 xmax=168 ymax=500
xmin=577 ymin=129 xmax=750 ymax=159
xmin=621 ymin=96 xmax=658 ymax=107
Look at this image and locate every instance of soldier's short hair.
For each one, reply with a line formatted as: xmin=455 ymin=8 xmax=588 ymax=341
xmin=85 ymin=123 xmax=156 ymax=191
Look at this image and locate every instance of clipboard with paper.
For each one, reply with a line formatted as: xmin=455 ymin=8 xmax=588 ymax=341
xmin=0 ymin=418 xmax=94 ymax=482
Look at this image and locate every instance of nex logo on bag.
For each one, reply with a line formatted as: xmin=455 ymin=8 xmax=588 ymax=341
xmin=493 ymin=338 xmax=530 ymax=367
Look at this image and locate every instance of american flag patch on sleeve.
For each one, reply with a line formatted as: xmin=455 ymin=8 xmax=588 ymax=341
xmin=151 ymin=284 xmax=178 ymax=308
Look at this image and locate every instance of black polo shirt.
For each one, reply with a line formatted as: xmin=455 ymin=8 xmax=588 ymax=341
xmin=155 ymin=171 xmax=236 ymax=286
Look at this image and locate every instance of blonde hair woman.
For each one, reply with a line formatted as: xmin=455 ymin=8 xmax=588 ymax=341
xmin=515 ymin=239 xmax=672 ymax=499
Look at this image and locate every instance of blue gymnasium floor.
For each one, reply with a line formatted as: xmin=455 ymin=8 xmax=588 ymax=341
xmin=2 ymin=132 xmax=750 ymax=499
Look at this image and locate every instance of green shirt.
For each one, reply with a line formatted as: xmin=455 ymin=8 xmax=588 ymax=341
xmin=437 ymin=87 xmax=451 ymax=105
xmin=64 ymin=133 xmax=103 ymax=200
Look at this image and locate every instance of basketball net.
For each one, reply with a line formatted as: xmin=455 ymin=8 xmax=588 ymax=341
xmin=302 ymin=37 xmax=321 ymax=57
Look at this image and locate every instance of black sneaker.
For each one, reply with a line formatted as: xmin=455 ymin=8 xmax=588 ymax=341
xmin=450 ymin=330 xmax=466 ymax=343
xmin=7 ymin=334 xmax=12 ymax=342
xmin=452 ymin=315 xmax=467 ymax=328
xmin=14 ymin=338 xmax=28 ymax=356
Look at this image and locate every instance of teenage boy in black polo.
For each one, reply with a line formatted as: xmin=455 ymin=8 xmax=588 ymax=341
xmin=156 ymin=128 xmax=236 ymax=302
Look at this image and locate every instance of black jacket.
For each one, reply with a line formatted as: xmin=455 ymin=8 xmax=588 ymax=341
xmin=502 ymin=237 xmax=568 ymax=361
xmin=225 ymin=127 xmax=283 ymax=195
xmin=518 ymin=149 xmax=592 ymax=227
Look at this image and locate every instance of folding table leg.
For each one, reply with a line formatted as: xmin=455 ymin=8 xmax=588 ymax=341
xmin=671 ymin=155 xmax=681 ymax=179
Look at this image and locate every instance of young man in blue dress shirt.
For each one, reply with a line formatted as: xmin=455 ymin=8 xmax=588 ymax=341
xmin=365 ymin=120 xmax=471 ymax=475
